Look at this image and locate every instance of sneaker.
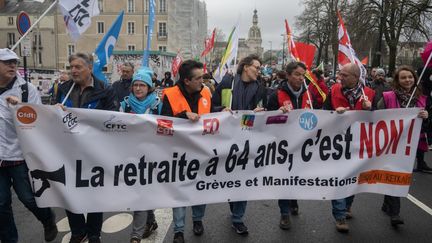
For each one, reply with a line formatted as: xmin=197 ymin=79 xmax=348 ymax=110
xmin=130 ymin=237 xmax=140 ymax=243
xmin=390 ymin=215 xmax=404 ymax=226
xmin=232 ymin=222 xmax=248 ymax=235
xmin=88 ymin=237 xmax=101 ymax=243
xmin=335 ymin=219 xmax=349 ymax=233
xmin=69 ymin=234 xmax=87 ymax=243
xmin=173 ymin=232 xmax=184 ymax=243
xmin=43 ymin=213 xmax=58 ymax=242
xmin=142 ymin=221 xmax=158 ymax=238
xmin=346 ymin=207 xmax=353 ymax=219
xmin=291 ymin=207 xmax=299 ymax=216
xmin=279 ymin=215 xmax=291 ymax=230
xmin=193 ymin=221 xmax=204 ymax=236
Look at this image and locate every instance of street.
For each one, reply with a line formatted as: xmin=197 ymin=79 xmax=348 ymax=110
xmin=12 ymin=153 xmax=432 ymax=243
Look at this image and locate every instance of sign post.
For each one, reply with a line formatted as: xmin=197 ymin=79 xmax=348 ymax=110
xmin=17 ymin=11 xmax=31 ymax=82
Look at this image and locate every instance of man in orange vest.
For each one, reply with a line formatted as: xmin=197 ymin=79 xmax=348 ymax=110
xmin=161 ymin=60 xmax=212 ymax=243
xmin=323 ymin=63 xmax=375 ymax=233
xmin=266 ymin=61 xmax=316 ymax=230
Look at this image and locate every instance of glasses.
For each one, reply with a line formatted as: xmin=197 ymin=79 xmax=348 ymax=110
xmin=0 ymin=60 xmax=19 ymax=66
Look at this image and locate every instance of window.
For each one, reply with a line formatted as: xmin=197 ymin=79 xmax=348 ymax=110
xmin=8 ymin=17 xmax=14 ymax=25
xmin=127 ymin=22 xmax=135 ymax=34
xmin=145 ymin=25 xmax=148 ymax=35
xmin=145 ymin=0 xmax=149 ymax=12
xmin=158 ymin=22 xmax=167 ymax=36
xmin=97 ymin=22 xmax=104 ymax=34
xmin=158 ymin=46 xmax=166 ymax=52
xmin=159 ymin=0 xmax=166 ymax=12
xmin=128 ymin=45 xmax=136 ymax=51
xmin=98 ymin=0 xmax=103 ymax=12
xmin=67 ymin=44 xmax=75 ymax=56
xmin=128 ymin=0 xmax=135 ymax=13
xmin=33 ymin=34 xmax=42 ymax=46
xmin=38 ymin=51 xmax=42 ymax=65
xmin=7 ymin=33 xmax=15 ymax=47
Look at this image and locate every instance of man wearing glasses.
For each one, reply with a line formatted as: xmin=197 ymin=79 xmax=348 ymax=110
xmin=0 ymin=48 xmax=58 ymax=242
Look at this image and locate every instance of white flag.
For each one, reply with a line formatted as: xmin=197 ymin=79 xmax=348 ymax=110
xmin=59 ymin=0 xmax=100 ymax=42
xmin=214 ymin=22 xmax=239 ymax=83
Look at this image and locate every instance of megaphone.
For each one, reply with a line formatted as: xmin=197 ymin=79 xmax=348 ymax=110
xmin=30 ymin=165 xmax=66 ymax=197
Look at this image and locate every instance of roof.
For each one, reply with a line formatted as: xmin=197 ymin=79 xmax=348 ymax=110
xmin=0 ymin=1 xmax=56 ymax=15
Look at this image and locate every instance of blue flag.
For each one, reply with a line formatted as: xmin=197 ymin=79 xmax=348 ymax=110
xmin=93 ymin=11 xmax=124 ymax=83
xmin=142 ymin=0 xmax=155 ymax=67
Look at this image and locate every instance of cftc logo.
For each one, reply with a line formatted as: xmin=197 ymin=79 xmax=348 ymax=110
xmin=202 ymin=118 xmax=220 ymax=135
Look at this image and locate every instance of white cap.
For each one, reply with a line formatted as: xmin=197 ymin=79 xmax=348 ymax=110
xmin=0 ymin=48 xmax=19 ymax=61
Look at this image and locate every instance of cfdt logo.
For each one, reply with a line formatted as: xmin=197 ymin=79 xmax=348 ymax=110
xmin=299 ymin=112 xmax=318 ymax=131
xmin=17 ymin=106 xmax=37 ymax=124
xmin=241 ymin=114 xmax=255 ymax=130
xmin=157 ymin=119 xmax=174 ymax=136
xmin=202 ymin=118 xmax=220 ymax=135
xmin=62 ymin=112 xmax=78 ymax=130
xmin=103 ymin=115 xmax=127 ymax=132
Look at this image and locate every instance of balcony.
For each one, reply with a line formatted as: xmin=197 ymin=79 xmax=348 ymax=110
xmin=158 ymin=32 xmax=168 ymax=41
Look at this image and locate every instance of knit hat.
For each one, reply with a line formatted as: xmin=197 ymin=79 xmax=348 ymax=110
xmin=132 ymin=67 xmax=154 ymax=88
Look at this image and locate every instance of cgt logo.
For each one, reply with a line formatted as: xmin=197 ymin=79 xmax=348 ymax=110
xmin=103 ymin=115 xmax=127 ymax=132
xmin=17 ymin=106 xmax=37 ymax=124
xmin=241 ymin=114 xmax=255 ymax=130
xmin=157 ymin=119 xmax=174 ymax=136
xmin=203 ymin=118 xmax=220 ymax=135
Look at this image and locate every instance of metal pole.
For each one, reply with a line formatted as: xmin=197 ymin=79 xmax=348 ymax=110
xmin=11 ymin=0 xmax=59 ymax=51
xmin=23 ymin=56 xmax=28 ymax=82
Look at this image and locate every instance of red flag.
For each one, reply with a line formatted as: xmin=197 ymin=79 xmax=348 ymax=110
xmin=171 ymin=52 xmax=183 ymax=78
xmin=285 ymin=20 xmax=299 ymax=60
xmin=361 ymin=57 xmax=368 ymax=65
xmin=201 ymin=28 xmax=216 ymax=57
xmin=294 ymin=42 xmax=316 ymax=69
xmin=203 ymin=62 xmax=207 ymax=73
xmin=337 ymin=11 xmax=366 ymax=84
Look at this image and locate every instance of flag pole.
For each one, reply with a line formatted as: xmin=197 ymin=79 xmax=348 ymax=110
xmin=11 ymin=0 xmax=59 ymax=51
xmin=406 ymin=49 xmax=432 ymax=108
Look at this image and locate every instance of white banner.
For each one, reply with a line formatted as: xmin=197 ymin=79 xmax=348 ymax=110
xmin=13 ymin=105 xmax=421 ymax=213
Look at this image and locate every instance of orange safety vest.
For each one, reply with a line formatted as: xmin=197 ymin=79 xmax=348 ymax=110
xmin=163 ymin=85 xmax=211 ymax=116
xmin=277 ymin=89 xmax=312 ymax=109
xmin=331 ymin=83 xmax=375 ymax=110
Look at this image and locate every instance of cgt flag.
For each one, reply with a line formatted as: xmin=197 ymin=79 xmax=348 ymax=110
xmin=93 ymin=11 xmax=124 ymax=83
xmin=337 ymin=11 xmax=367 ymax=84
xmin=171 ymin=52 xmax=183 ymax=78
xmin=201 ymin=28 xmax=216 ymax=57
xmin=59 ymin=0 xmax=100 ymax=42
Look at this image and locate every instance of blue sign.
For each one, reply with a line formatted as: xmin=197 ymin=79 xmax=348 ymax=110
xmin=299 ymin=112 xmax=318 ymax=131
xmin=17 ymin=11 xmax=31 ymax=36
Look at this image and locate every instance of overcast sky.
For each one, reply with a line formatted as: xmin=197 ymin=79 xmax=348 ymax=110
xmin=205 ymin=0 xmax=304 ymax=51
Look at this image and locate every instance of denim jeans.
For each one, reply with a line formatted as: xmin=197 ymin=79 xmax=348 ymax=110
xmin=278 ymin=200 xmax=292 ymax=216
xmin=331 ymin=195 xmax=355 ymax=220
xmin=229 ymin=201 xmax=247 ymax=223
xmin=0 ymin=164 xmax=54 ymax=243
xmin=131 ymin=210 xmax=155 ymax=238
xmin=172 ymin=205 xmax=206 ymax=233
xmin=65 ymin=211 xmax=103 ymax=240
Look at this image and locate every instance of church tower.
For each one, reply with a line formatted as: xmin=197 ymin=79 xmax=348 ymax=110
xmin=247 ymin=9 xmax=263 ymax=57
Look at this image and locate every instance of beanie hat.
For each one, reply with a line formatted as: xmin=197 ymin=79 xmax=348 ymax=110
xmin=132 ymin=67 xmax=153 ymax=88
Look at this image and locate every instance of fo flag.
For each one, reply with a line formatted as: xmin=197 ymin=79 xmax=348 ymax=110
xmin=59 ymin=0 xmax=100 ymax=42
xmin=171 ymin=52 xmax=183 ymax=78
xmin=201 ymin=28 xmax=216 ymax=57
xmin=337 ymin=11 xmax=366 ymax=85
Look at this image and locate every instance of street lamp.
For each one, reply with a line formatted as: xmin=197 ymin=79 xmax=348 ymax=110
xmin=269 ymin=41 xmax=272 ymax=65
xmin=281 ymin=34 xmax=286 ymax=68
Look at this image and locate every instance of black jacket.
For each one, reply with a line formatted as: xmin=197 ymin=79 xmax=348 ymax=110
xmin=266 ymin=80 xmax=314 ymax=111
xmin=56 ymin=76 xmax=118 ymax=111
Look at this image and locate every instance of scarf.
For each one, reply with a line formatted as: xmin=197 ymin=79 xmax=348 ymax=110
xmin=394 ymin=88 xmax=417 ymax=108
xmin=231 ymin=75 xmax=259 ymax=110
xmin=342 ymin=82 xmax=364 ymax=108
xmin=125 ymin=92 xmax=159 ymax=114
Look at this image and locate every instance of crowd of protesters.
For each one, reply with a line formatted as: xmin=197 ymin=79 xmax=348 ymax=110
xmin=1 ymin=47 xmax=432 ymax=243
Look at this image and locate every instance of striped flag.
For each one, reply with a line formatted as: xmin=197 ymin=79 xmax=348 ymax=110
xmin=214 ymin=23 xmax=239 ymax=82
